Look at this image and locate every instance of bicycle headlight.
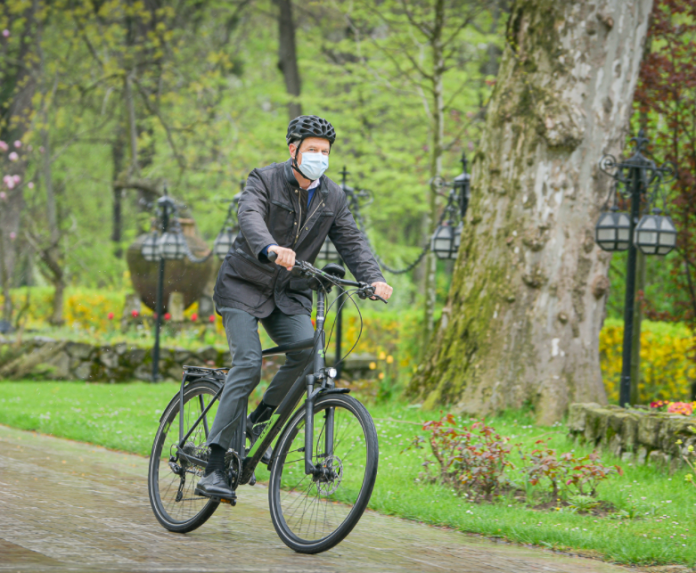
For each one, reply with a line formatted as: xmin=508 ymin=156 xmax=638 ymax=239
xmin=328 ymin=368 xmax=337 ymax=379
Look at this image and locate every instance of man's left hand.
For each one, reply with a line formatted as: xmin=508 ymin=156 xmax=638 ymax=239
xmin=371 ymin=282 xmax=393 ymax=301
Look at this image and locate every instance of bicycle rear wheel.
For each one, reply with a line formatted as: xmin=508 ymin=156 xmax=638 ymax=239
xmin=148 ymin=379 xmax=221 ymax=533
xmin=268 ymin=393 xmax=378 ymax=553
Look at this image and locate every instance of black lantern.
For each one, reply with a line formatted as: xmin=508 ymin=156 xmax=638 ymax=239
xmin=158 ymin=231 xmax=186 ymax=260
xmin=214 ymin=227 xmax=236 ymax=260
xmin=596 ymin=130 xmax=678 ymax=408
xmin=141 ymin=232 xmax=160 ymax=262
xmin=317 ymin=236 xmax=339 ymax=262
xmin=453 ymin=155 xmax=471 ymax=219
xmin=213 ymin=195 xmax=241 ymax=260
xmin=431 ymin=223 xmax=458 ymax=260
xmin=595 ymin=208 xmax=631 ymax=252
xmin=634 ymin=211 xmax=677 ymax=256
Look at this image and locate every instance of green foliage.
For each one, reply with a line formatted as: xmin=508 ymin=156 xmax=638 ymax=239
xmin=1 ymin=0 xmax=504 ymax=314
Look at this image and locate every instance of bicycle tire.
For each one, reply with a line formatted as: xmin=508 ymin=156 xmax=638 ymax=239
xmin=148 ymin=379 xmax=221 ymax=533
xmin=268 ymin=393 xmax=378 ymax=553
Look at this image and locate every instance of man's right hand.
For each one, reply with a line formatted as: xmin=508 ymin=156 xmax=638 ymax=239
xmin=267 ymin=245 xmax=296 ymax=271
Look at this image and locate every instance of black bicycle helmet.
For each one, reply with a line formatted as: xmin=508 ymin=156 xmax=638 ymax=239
xmin=286 ymin=115 xmax=336 ymax=145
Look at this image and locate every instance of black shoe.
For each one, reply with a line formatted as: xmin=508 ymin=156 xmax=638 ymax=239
xmin=195 ymin=469 xmax=236 ymax=500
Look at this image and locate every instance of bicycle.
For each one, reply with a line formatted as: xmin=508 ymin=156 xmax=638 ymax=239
xmin=147 ymin=254 xmax=386 ymax=553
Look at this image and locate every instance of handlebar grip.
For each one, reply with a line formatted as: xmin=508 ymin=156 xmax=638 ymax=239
xmin=267 ymin=250 xmax=278 ymax=263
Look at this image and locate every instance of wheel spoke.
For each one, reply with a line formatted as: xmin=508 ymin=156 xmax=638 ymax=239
xmin=149 ymin=383 xmax=221 ymax=529
xmin=271 ymin=397 xmax=376 ymax=546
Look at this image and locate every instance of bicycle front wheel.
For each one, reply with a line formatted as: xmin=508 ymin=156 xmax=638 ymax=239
xmin=268 ymin=393 xmax=378 ymax=553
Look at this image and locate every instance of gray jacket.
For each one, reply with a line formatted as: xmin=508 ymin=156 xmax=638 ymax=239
xmin=214 ymin=160 xmax=384 ymax=317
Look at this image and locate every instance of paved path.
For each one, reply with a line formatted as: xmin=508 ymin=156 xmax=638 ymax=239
xmin=0 ymin=425 xmax=637 ymax=573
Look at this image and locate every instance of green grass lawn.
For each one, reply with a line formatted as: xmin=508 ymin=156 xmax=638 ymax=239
xmin=1 ymin=380 xmax=694 ymax=567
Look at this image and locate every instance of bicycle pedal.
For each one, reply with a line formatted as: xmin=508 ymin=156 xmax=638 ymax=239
xmin=220 ymin=497 xmax=237 ymax=506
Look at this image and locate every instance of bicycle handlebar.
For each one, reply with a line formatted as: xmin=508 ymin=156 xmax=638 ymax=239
xmin=267 ymin=250 xmax=387 ymax=303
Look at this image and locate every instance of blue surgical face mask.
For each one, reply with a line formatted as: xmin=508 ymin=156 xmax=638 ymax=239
xmin=298 ymin=152 xmax=329 ymax=181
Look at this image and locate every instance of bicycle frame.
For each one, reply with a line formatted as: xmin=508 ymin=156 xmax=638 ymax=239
xmin=174 ymin=272 xmax=361 ymax=487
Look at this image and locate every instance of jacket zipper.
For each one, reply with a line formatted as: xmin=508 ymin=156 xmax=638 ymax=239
xmin=293 ymin=191 xmax=324 ymax=247
xmin=293 ymin=200 xmax=302 ymax=246
xmin=295 ymin=200 xmax=324 ymax=246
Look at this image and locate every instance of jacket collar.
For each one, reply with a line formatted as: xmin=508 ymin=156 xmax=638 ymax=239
xmin=283 ymin=159 xmax=327 ymax=195
xmin=284 ymin=160 xmax=300 ymax=188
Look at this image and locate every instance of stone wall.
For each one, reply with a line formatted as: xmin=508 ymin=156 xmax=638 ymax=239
xmin=568 ymin=403 xmax=696 ymax=472
xmin=0 ymin=336 xmax=377 ymax=382
xmin=0 ymin=336 xmax=230 ymax=382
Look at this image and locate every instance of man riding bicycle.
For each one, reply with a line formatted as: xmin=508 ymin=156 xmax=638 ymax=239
xmin=196 ymin=115 xmax=393 ymax=500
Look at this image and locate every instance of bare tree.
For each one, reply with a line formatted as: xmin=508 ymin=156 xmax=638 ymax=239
xmin=410 ymin=0 xmax=654 ymax=423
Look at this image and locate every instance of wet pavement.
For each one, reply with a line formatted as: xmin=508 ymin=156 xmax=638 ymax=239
xmin=0 ymin=424 xmax=638 ymax=573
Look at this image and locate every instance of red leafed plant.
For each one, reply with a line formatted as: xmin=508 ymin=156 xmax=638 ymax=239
xmin=522 ymin=440 xmax=623 ymax=498
xmin=635 ymin=0 xmax=696 ymax=335
xmin=411 ymin=414 xmax=516 ymax=501
xmin=408 ymin=415 xmax=622 ymax=503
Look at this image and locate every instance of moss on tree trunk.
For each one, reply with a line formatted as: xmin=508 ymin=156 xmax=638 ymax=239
xmin=410 ymin=0 xmax=653 ymax=424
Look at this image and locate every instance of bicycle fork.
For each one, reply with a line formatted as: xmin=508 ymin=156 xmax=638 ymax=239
xmin=304 ymin=290 xmax=335 ymax=476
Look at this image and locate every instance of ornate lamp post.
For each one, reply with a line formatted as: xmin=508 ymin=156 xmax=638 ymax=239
xmin=141 ymin=191 xmax=183 ymax=381
xmin=431 ymin=154 xmax=470 ymax=260
xmin=214 ymin=180 xmax=245 ymax=260
xmin=141 ymin=190 xmax=212 ymax=381
xmin=596 ymin=130 xmax=677 ymax=407
xmin=214 ymin=195 xmax=241 ymax=260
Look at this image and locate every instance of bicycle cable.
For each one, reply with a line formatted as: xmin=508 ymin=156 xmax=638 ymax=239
xmin=323 ymin=287 xmax=365 ymax=370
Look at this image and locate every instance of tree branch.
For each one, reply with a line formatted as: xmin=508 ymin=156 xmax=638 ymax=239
xmin=132 ymin=76 xmax=186 ymax=172
xmin=113 ymin=177 xmax=164 ymax=195
xmin=397 ymin=0 xmax=433 ymax=40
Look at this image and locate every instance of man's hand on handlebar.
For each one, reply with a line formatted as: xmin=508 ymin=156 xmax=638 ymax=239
xmin=267 ymin=250 xmax=393 ymax=304
xmin=267 ymin=246 xmax=296 ymax=271
xmin=371 ymin=282 xmax=393 ymax=302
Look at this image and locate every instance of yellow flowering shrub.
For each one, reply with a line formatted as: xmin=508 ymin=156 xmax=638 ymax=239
xmin=2 ymin=288 xmax=220 ymax=335
xmin=600 ymin=319 xmax=695 ymax=403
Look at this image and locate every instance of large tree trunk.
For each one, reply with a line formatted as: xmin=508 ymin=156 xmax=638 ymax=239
xmin=276 ymin=0 xmax=302 ymax=120
xmin=410 ymin=0 xmax=653 ymax=424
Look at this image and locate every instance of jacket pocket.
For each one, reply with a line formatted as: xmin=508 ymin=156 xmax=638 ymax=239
xmin=221 ymin=249 xmax=275 ymax=308
xmin=269 ymin=200 xmax=296 ymax=243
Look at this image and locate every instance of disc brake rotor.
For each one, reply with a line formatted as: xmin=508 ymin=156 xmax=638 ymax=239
xmin=315 ymin=455 xmax=343 ymax=496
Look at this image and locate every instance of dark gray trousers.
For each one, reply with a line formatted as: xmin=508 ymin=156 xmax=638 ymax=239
xmin=206 ymin=306 xmax=314 ymax=452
